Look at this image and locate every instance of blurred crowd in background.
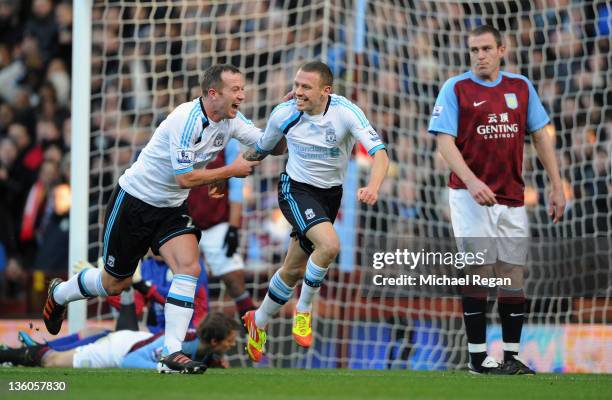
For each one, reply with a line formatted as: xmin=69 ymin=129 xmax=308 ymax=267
xmin=1 ymin=0 xmax=73 ymax=301
xmin=0 ymin=0 xmax=610 ymax=310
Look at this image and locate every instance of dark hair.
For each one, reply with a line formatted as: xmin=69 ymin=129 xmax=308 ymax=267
xmin=197 ymin=312 xmax=240 ymax=343
xmin=200 ymin=64 xmax=241 ymax=96
xmin=469 ymin=25 xmax=503 ymax=47
xmin=298 ymin=61 xmax=334 ymax=87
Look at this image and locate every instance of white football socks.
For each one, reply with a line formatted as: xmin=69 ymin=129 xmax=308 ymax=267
xmin=53 ymin=268 xmax=108 ymax=305
xmin=254 ymin=271 xmax=294 ymax=327
xmin=162 ymin=274 xmax=197 ymax=356
xmin=296 ymin=258 xmax=328 ymax=313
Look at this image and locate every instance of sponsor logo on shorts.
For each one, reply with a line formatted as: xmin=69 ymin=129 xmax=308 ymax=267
xmin=182 ymin=214 xmax=193 ymax=228
xmin=305 ymin=208 xmax=315 ymax=220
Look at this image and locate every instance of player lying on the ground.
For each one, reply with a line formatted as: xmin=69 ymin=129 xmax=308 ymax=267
xmin=108 ymin=255 xmax=209 ymax=333
xmin=0 ymin=312 xmax=238 ymax=372
xmin=71 ymin=255 xmax=209 ymax=333
xmin=17 ymin=327 xmax=111 ymax=351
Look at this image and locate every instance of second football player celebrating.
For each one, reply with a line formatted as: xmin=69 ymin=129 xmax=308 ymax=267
xmin=242 ymin=61 xmax=389 ymax=362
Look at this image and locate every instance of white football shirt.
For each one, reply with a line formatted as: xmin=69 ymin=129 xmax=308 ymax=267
xmin=119 ymin=98 xmax=261 ymax=207
xmin=256 ymin=94 xmax=385 ymax=188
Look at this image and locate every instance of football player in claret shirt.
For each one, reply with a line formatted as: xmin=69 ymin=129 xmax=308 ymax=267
xmin=241 ymin=61 xmax=389 ymax=363
xmin=428 ymin=25 xmax=565 ymax=375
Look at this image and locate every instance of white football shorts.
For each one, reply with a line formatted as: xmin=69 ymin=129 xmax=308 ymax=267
xmin=449 ymin=188 xmax=529 ymax=266
xmin=199 ymin=222 xmax=244 ymax=277
xmin=72 ymin=330 xmax=153 ymax=368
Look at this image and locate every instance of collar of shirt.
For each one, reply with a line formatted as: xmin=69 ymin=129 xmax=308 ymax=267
xmin=468 ymin=70 xmax=504 ymax=87
xmin=300 ymin=96 xmax=332 ymax=122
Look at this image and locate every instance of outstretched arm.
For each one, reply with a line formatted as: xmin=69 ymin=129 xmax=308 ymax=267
xmin=531 ymin=125 xmax=565 ymax=223
xmin=436 ymin=133 xmax=497 ymax=206
xmin=244 ymin=98 xmax=293 ymax=161
xmin=243 ymin=147 xmax=268 ymax=161
xmin=357 ymin=149 xmax=390 ymax=205
xmin=243 ymin=137 xmax=287 ymax=161
xmin=175 ymin=157 xmax=260 ymax=189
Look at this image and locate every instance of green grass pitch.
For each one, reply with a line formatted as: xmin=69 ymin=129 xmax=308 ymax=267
xmin=1 ymin=368 xmax=609 ymax=400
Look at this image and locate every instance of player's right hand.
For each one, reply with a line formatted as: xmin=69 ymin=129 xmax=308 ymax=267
xmin=231 ymin=155 xmax=261 ymax=177
xmin=465 ymin=178 xmax=497 ymax=206
xmin=357 ymin=186 xmax=379 ymax=205
xmin=208 ymin=181 xmax=226 ymax=198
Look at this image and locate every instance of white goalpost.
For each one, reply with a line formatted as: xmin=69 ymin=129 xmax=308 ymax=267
xmin=68 ymin=0 xmax=93 ymax=332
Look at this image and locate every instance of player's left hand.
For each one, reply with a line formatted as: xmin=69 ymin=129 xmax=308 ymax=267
xmin=357 ymin=186 xmax=378 ymax=205
xmin=208 ymin=181 xmax=226 ymax=198
xmin=548 ymin=186 xmax=566 ymax=224
xmin=224 ymin=225 xmax=240 ymax=257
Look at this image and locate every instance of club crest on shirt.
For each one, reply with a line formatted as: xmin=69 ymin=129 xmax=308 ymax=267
xmin=305 ymin=208 xmax=315 ymax=220
xmin=504 ymin=93 xmax=518 ymax=110
xmin=213 ymin=133 xmax=224 ymax=147
xmin=325 ymin=127 xmax=337 ymax=144
xmin=176 ymin=149 xmax=194 ymax=165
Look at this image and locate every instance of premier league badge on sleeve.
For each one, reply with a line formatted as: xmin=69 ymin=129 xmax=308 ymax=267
xmin=432 ymin=105 xmax=443 ymax=117
xmin=504 ymin=93 xmax=518 ymax=110
xmin=176 ymin=149 xmax=195 ymax=165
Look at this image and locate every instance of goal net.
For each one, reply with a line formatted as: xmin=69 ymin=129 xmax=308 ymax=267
xmin=85 ymin=0 xmax=611 ymax=372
